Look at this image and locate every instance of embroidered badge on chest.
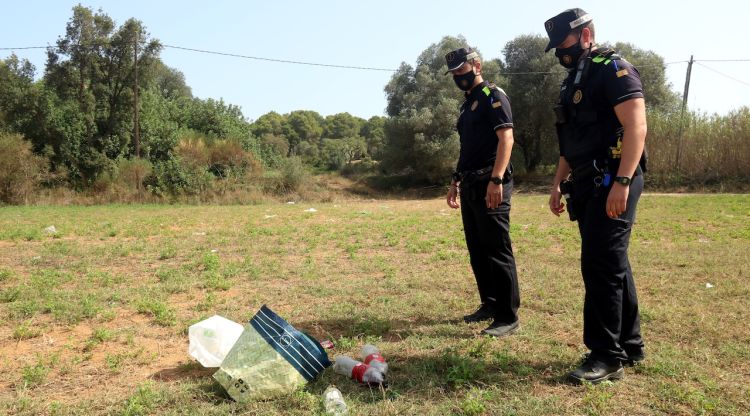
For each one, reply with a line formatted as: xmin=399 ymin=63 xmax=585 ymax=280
xmin=573 ymin=90 xmax=583 ymax=104
xmin=471 ymin=100 xmax=479 ymax=111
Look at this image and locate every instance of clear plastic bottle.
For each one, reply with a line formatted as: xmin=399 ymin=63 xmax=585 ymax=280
xmin=360 ymin=344 xmax=388 ymax=375
xmin=323 ymin=385 xmax=348 ymax=415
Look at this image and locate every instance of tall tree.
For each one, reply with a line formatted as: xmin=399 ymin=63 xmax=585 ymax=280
xmin=323 ymin=112 xmax=364 ymax=140
xmin=0 ymin=55 xmax=38 ymax=135
xmin=150 ymin=60 xmax=192 ymax=99
xmin=502 ymin=34 xmax=562 ymax=172
xmin=287 ymin=110 xmax=324 ymax=152
xmin=251 ymin=111 xmax=289 ymax=139
xmin=43 ymin=5 xmax=161 ymax=183
xmin=360 ymin=115 xmax=386 ymax=159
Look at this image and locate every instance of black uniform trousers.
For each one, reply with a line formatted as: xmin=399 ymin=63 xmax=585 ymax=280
xmin=459 ymin=178 xmax=520 ymax=325
xmin=574 ymin=174 xmax=645 ymax=362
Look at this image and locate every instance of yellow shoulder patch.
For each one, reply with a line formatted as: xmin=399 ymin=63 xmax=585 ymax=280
xmin=616 ymin=69 xmax=629 ymax=78
xmin=492 ymin=101 xmax=502 ymax=109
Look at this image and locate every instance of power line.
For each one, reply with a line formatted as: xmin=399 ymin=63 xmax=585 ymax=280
xmin=162 ymin=44 xmax=398 ymax=72
xmin=694 ymin=59 xmax=750 ymax=63
xmin=694 ymin=62 xmax=750 ymax=88
xmin=0 ymin=46 xmax=48 ymax=50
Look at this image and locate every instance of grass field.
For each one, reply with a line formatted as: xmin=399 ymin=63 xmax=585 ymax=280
xmin=0 ymin=194 xmax=748 ymax=415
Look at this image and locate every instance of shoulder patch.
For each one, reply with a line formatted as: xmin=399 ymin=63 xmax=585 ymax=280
xmin=482 ymin=86 xmax=491 ymax=96
xmin=616 ymin=69 xmax=629 ymax=78
xmin=490 ymin=86 xmax=507 ymax=99
xmin=592 ymin=49 xmax=620 ymax=66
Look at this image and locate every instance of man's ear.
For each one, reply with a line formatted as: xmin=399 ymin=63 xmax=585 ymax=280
xmin=474 ymin=61 xmax=482 ymax=75
xmin=581 ymin=27 xmax=593 ymax=47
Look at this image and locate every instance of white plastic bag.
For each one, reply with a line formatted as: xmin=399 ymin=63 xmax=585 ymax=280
xmin=188 ymin=315 xmax=245 ymax=367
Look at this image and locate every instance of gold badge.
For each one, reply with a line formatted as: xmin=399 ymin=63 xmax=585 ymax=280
xmin=616 ymin=69 xmax=629 ymax=78
xmin=492 ymin=101 xmax=502 ymax=109
xmin=610 ymin=136 xmax=623 ymax=158
xmin=471 ymin=100 xmax=479 ymax=111
xmin=573 ymin=90 xmax=583 ymax=104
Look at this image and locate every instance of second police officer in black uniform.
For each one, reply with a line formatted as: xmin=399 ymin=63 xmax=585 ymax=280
xmin=445 ymin=47 xmax=520 ymax=338
xmin=544 ymin=9 xmax=648 ymax=384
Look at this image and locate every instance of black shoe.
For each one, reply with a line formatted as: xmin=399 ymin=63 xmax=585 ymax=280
xmin=624 ymin=350 xmax=645 ymax=367
xmin=482 ymin=320 xmax=519 ymax=337
xmin=463 ymin=303 xmax=495 ymax=323
xmin=568 ymin=354 xmax=624 ymax=385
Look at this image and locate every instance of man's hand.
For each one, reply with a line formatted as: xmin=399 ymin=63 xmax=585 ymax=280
xmin=606 ymin=182 xmax=629 ymax=218
xmin=549 ymin=186 xmax=566 ymax=217
xmin=485 ymin=182 xmax=503 ymax=209
xmin=447 ymin=185 xmax=460 ymax=209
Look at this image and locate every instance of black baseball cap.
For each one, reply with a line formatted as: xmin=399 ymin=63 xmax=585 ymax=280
xmin=444 ymin=47 xmax=479 ymax=74
xmin=543 ymin=8 xmax=593 ymax=52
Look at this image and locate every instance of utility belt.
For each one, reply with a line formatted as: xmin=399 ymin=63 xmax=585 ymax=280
xmin=454 ymin=164 xmax=513 ymax=188
xmin=561 ymin=158 xmax=642 ymax=221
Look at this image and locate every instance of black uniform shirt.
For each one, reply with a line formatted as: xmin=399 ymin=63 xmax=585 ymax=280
xmin=559 ymin=49 xmax=643 ymax=168
xmin=456 ymin=81 xmax=513 ymax=172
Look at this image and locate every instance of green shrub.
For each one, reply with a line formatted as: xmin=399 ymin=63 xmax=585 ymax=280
xmin=92 ymin=158 xmax=153 ymax=200
xmin=147 ymin=157 xmax=214 ymax=197
xmin=0 ymin=133 xmax=48 ymax=204
xmin=264 ymin=156 xmax=308 ymax=194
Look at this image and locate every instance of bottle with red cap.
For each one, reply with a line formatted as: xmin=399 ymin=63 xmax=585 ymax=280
xmin=360 ymin=344 xmax=388 ymax=375
xmin=332 ymin=355 xmax=385 ymax=386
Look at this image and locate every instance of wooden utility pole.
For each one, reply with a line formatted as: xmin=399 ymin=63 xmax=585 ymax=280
xmin=133 ymin=31 xmax=141 ymax=159
xmin=675 ymin=55 xmax=694 ymax=171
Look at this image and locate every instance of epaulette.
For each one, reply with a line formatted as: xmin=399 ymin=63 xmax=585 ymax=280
xmin=591 ymin=48 xmax=621 ymax=66
xmin=487 ymin=83 xmax=507 ymax=97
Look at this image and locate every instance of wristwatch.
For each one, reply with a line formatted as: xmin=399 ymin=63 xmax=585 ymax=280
xmin=614 ymin=176 xmax=631 ymax=185
xmin=490 ymin=176 xmax=503 ymax=185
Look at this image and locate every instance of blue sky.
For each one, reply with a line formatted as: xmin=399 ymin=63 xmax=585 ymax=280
xmin=2 ymin=0 xmax=749 ymax=121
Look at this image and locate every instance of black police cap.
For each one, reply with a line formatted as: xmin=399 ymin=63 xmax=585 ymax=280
xmin=543 ymin=8 xmax=593 ymax=52
xmin=444 ymin=47 xmax=479 ymax=74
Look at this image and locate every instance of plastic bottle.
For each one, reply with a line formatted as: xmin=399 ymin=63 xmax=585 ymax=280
xmin=333 ymin=355 xmax=385 ymax=385
xmin=360 ymin=344 xmax=388 ymax=375
xmin=323 ymin=385 xmax=348 ymax=415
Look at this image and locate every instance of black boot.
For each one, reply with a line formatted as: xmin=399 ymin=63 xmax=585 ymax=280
xmin=624 ymin=349 xmax=645 ymax=367
xmin=463 ymin=303 xmax=495 ymax=323
xmin=568 ymin=354 xmax=624 ymax=385
xmin=482 ymin=320 xmax=519 ymax=337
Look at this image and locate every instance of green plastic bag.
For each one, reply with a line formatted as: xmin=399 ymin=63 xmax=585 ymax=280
xmin=213 ymin=305 xmax=331 ymax=401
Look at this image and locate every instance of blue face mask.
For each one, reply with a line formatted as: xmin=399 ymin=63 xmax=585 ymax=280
xmin=555 ymin=35 xmax=584 ymax=69
xmin=453 ymin=68 xmax=476 ymax=91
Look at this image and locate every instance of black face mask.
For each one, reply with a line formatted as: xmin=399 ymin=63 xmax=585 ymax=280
xmin=555 ymin=36 xmax=584 ymax=69
xmin=453 ymin=69 xmax=476 ymax=91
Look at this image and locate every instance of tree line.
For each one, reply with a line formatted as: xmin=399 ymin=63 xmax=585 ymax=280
xmin=1 ymin=6 xmax=748 ymax=204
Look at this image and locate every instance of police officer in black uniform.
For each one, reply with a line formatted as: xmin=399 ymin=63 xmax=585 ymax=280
xmin=445 ymin=47 xmax=520 ymax=338
xmin=544 ymin=9 xmax=647 ymax=384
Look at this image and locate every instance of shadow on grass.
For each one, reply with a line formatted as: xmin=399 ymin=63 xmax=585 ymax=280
xmin=386 ymin=352 xmax=572 ymax=390
xmin=296 ymin=315 xmax=479 ymax=342
xmin=150 ymin=361 xmax=215 ymax=382
xmin=300 ymin=351 xmax=574 ymax=407
xmin=163 ymin=348 xmax=574 ymax=407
